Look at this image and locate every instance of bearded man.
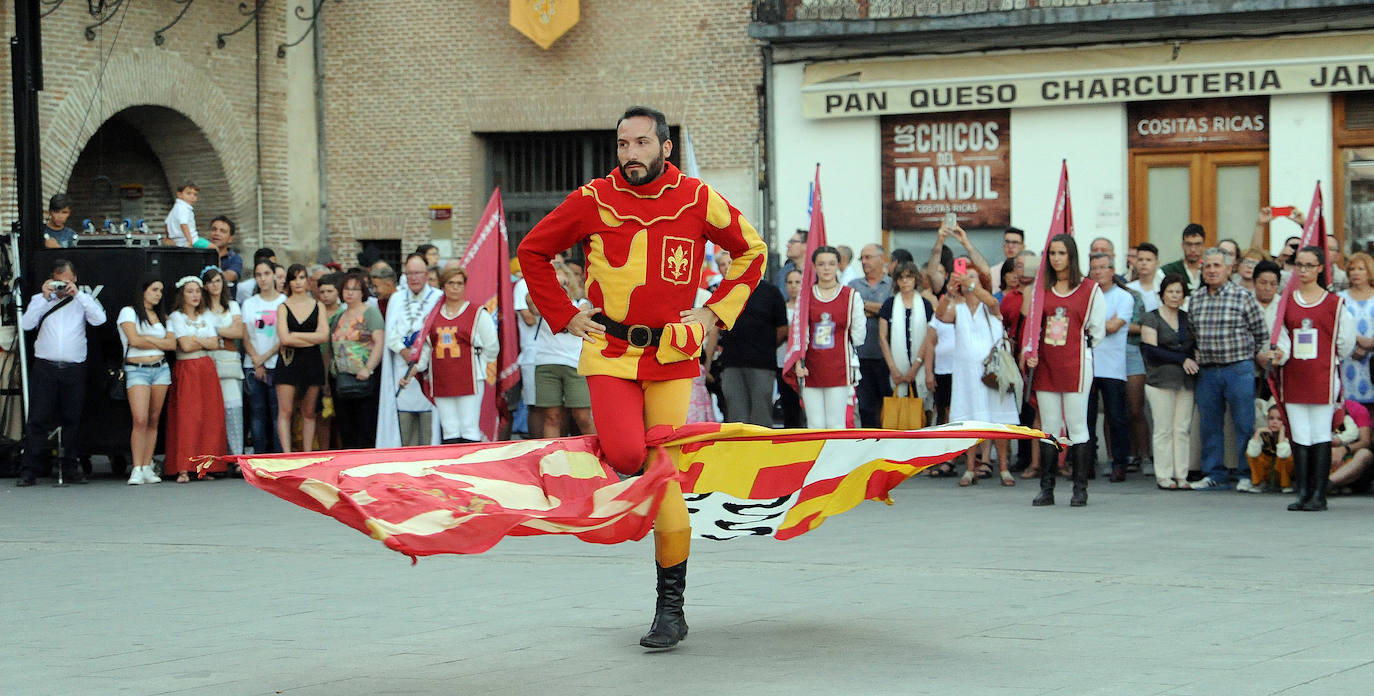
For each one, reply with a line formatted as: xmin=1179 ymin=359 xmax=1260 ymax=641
xmin=517 ymin=106 xmax=766 ymax=650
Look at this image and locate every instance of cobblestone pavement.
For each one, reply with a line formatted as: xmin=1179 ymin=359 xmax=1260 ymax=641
xmin=3 ymin=465 xmax=1372 ymax=696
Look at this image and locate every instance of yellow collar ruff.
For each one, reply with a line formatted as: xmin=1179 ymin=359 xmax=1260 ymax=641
xmin=582 ymin=162 xmax=705 ymax=227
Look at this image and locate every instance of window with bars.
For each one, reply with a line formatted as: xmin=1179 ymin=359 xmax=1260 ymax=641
xmin=484 ymin=128 xmax=681 ymax=257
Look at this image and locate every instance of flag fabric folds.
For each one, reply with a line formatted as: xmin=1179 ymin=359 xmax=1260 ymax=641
xmin=214 ymin=421 xmax=1046 ymax=561
xmin=1020 ymin=161 xmax=1074 ymax=363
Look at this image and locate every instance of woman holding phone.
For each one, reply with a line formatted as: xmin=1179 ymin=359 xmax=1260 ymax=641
xmin=1023 ymin=234 xmax=1106 ymax=507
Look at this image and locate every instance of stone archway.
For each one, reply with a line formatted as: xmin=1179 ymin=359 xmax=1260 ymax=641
xmin=65 ymin=106 xmax=233 ymax=235
xmin=40 ymin=51 xmax=258 ymax=242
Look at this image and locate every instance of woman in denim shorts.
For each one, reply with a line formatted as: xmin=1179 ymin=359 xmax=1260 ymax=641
xmin=117 ymin=276 xmax=177 ymax=485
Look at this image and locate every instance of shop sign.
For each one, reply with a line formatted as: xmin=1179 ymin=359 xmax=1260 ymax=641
xmin=881 ymin=110 xmax=1010 ymax=230
xmin=804 ymin=55 xmax=1374 ymax=119
xmin=1127 ymin=97 xmax=1268 ymax=149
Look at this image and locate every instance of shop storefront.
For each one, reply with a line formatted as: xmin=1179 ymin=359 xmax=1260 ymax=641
xmin=770 ymin=33 xmax=1374 ymax=262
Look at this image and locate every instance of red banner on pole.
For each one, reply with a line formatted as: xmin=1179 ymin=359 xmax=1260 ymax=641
xmin=1269 ymin=182 xmax=1328 ymax=350
xmin=455 ymin=189 xmax=518 ymax=441
xmin=782 ymin=165 xmax=827 ymax=392
xmin=1020 ymin=161 xmax=1074 ymax=363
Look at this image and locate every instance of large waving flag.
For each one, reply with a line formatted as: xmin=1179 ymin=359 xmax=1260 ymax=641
xmin=1020 ymin=161 xmax=1074 ymax=364
xmin=444 ymin=190 xmax=518 ymax=440
xmin=209 ymin=421 xmax=1045 ymax=560
xmin=782 ymin=165 xmax=827 ymax=391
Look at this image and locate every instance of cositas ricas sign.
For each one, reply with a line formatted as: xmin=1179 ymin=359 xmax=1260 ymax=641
xmin=881 ymin=110 xmax=1011 ymax=230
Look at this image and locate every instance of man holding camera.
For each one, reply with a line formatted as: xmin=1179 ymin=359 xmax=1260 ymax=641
xmin=16 ymin=259 xmax=107 ymax=486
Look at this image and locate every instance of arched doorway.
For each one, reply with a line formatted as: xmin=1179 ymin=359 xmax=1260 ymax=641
xmin=64 ymin=106 xmax=233 ymax=237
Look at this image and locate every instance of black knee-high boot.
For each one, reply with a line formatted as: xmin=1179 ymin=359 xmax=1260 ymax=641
xmin=1302 ymin=444 xmax=1332 ymax=511
xmin=1288 ymin=443 xmax=1311 ymax=511
xmin=1032 ymin=441 xmax=1057 ymax=506
xmin=1070 ymin=443 xmax=1090 ymax=507
xmin=640 ymin=529 xmax=690 ymax=649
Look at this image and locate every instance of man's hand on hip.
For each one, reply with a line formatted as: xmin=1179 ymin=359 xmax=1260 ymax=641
xmin=679 ymin=306 xmax=718 ymax=328
xmin=567 ymin=307 xmax=607 ymax=342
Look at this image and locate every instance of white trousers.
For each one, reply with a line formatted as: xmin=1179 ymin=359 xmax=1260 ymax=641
xmin=1285 ymin=402 xmax=1334 ymax=446
xmin=1145 ymin=384 xmax=1193 ymax=484
xmin=1036 ymin=389 xmax=1091 ymax=445
xmin=801 ymin=385 xmax=851 ymax=429
xmin=435 ymin=392 xmax=484 ymax=442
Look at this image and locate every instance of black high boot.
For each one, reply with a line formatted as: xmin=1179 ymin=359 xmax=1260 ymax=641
xmin=640 ymin=528 xmax=690 ymax=649
xmin=1287 ymin=444 xmax=1311 ymax=511
xmin=639 ymin=560 xmax=689 ymax=649
xmin=1069 ymin=443 xmax=1090 ymax=507
xmin=1032 ymin=442 xmax=1057 ymax=506
xmin=1302 ymin=444 xmax=1332 ymax=511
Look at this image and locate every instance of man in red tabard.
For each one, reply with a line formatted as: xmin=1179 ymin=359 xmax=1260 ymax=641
xmin=517 ymin=106 xmax=766 ymax=650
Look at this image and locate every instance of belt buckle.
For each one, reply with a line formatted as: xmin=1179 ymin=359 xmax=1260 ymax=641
xmin=627 ymin=324 xmax=653 ymax=348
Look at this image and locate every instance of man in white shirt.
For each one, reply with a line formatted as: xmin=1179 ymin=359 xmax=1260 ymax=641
xmin=512 ymin=269 xmax=542 ymax=435
xmin=1086 ymin=252 xmax=1135 ymax=484
xmin=377 ymin=253 xmax=443 ymax=447
xmin=17 ymin=259 xmax=107 ymax=486
xmin=164 ymin=182 xmax=200 ymax=248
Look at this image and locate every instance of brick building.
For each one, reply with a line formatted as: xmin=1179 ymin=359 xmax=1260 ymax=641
xmin=4 ymin=2 xmax=764 ymax=268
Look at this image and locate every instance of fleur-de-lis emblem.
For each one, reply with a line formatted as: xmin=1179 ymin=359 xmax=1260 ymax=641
xmin=667 ymin=245 xmax=688 ymax=279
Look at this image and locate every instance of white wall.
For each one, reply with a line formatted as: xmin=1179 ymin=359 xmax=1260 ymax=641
xmin=1010 ymin=104 xmax=1129 ymax=269
xmin=1268 ymin=93 xmax=1334 ymax=256
xmin=771 ymin=62 xmax=882 ymax=256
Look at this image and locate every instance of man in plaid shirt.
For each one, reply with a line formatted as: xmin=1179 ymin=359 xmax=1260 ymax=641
xmin=1189 ymin=246 xmax=1270 ymax=491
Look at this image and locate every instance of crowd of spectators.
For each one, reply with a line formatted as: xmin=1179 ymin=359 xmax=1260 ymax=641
xmin=18 ymin=192 xmax=1374 ymax=512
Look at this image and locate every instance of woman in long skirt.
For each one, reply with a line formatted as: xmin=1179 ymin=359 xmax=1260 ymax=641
xmin=164 ymin=276 xmax=228 ymax=482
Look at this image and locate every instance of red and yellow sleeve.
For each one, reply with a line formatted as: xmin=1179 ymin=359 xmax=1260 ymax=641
xmin=516 ymin=189 xmax=594 ymax=333
xmin=700 ymin=186 xmax=767 ymax=330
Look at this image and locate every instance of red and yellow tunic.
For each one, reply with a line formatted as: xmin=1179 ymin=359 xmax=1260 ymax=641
xmin=1032 ymin=281 xmax=1098 ymax=394
xmin=429 ymin=302 xmax=481 ymax=398
xmin=1279 ymin=291 xmax=1342 ymax=405
xmin=803 ymin=286 xmax=855 ymax=388
xmin=517 ymin=162 xmax=767 ymax=381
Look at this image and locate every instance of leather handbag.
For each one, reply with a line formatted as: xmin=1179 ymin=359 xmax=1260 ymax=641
xmin=335 ymin=370 xmax=375 ymax=398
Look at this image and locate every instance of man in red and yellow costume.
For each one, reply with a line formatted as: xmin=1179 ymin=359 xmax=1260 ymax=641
xmin=517 ymin=106 xmax=766 ymax=650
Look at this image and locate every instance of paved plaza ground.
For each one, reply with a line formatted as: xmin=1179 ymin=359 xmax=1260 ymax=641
xmin=3 ymin=462 xmax=1372 ymax=696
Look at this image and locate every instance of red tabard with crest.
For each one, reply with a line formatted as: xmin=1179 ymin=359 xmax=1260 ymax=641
xmin=516 ymin=162 xmax=767 ymax=381
xmin=802 ymin=286 xmax=855 ymax=388
xmin=1279 ymin=291 xmax=1342 ymax=405
xmin=1031 ymin=281 xmax=1097 ymax=393
xmin=428 ymin=302 xmax=481 ymax=398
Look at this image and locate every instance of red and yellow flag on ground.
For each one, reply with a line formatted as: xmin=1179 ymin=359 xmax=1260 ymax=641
xmin=510 ymin=0 xmax=579 ymax=50
xmin=213 ymin=422 xmax=1045 ymax=561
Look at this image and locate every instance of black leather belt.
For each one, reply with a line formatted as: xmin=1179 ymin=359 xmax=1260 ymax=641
xmin=593 ymin=313 xmax=663 ymax=349
xmin=126 ymin=359 xmax=168 ymax=369
xmin=37 ymin=358 xmax=81 ymax=369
